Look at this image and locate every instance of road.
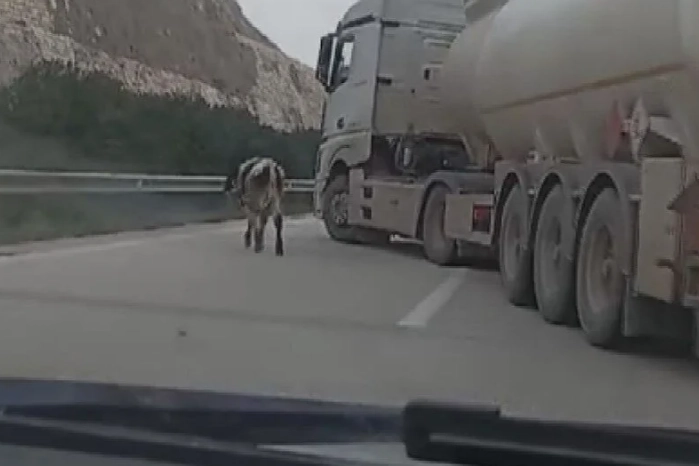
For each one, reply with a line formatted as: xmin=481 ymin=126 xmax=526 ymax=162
xmin=0 ymin=215 xmax=697 ymax=432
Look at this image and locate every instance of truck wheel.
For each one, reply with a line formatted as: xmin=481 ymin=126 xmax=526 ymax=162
xmin=575 ymin=188 xmax=625 ymax=348
xmin=498 ymin=184 xmax=534 ymax=306
xmin=322 ymin=175 xmax=390 ymax=246
xmin=422 ymin=184 xmax=457 ymax=265
xmin=322 ymin=174 xmax=358 ymax=244
xmin=533 ymin=185 xmax=577 ymax=325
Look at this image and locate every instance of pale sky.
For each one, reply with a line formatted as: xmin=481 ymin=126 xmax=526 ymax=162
xmin=237 ymin=0 xmax=356 ymax=67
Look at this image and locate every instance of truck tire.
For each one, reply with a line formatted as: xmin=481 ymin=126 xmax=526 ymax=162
xmin=575 ymin=188 xmax=624 ymax=348
xmin=321 ymin=174 xmax=390 ymax=246
xmin=322 ymin=174 xmax=359 ymax=244
xmin=422 ymin=184 xmax=457 ymax=265
xmin=498 ymin=184 xmax=534 ymax=306
xmin=533 ymin=185 xmax=577 ymax=325
xmin=355 ymin=226 xmax=392 ymax=246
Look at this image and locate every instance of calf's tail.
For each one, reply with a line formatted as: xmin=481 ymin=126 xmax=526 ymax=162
xmin=223 ymin=173 xmax=236 ymax=194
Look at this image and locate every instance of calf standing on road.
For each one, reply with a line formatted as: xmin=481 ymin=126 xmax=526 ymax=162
xmin=223 ymin=157 xmax=286 ymax=256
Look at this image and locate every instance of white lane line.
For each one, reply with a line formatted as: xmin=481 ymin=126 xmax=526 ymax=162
xmin=398 ymin=269 xmax=466 ymax=328
xmin=0 ymin=216 xmax=316 ymax=265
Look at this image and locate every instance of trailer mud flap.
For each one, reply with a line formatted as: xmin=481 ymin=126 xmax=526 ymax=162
xmin=444 ymin=193 xmax=494 ymax=246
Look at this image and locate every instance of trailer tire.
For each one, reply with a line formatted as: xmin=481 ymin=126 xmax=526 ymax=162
xmin=575 ymin=188 xmax=624 ymax=348
xmin=533 ymin=185 xmax=577 ymax=325
xmin=498 ymin=183 xmax=534 ymax=306
xmin=322 ymin=174 xmax=359 ymax=244
xmin=422 ymin=184 xmax=457 ymax=265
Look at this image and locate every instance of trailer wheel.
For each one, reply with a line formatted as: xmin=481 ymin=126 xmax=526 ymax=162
xmin=422 ymin=184 xmax=457 ymax=265
xmin=498 ymin=183 xmax=534 ymax=306
xmin=322 ymin=174 xmax=358 ymax=244
xmin=575 ymin=188 xmax=624 ymax=348
xmin=533 ymin=185 xmax=577 ymax=325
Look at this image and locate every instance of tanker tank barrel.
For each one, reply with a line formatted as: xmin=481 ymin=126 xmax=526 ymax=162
xmin=442 ymin=0 xmax=699 ymax=164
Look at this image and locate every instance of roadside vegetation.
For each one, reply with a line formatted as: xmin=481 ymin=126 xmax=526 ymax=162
xmin=0 ymin=61 xmax=319 ymax=245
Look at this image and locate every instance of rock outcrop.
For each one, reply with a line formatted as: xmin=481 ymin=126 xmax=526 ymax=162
xmin=0 ymin=0 xmax=325 ymax=132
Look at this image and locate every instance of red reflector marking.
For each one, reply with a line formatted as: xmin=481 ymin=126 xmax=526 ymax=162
xmin=473 ymin=205 xmax=490 ymax=220
xmin=472 ymin=205 xmax=492 ymax=233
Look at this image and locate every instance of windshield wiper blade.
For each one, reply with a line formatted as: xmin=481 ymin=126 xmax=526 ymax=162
xmin=5 ymin=402 xmax=401 ymax=446
xmin=403 ymin=400 xmax=699 ymax=466
xmin=0 ymin=414 xmax=380 ymax=466
xmin=0 ymin=378 xmax=401 ymax=446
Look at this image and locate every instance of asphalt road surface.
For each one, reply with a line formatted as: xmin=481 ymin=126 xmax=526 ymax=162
xmin=0 ymin=215 xmax=697 ymax=432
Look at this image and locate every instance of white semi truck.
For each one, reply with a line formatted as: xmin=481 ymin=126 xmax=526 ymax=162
xmin=312 ymin=0 xmax=699 ymax=354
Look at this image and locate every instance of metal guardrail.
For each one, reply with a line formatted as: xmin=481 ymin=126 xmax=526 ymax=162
xmin=0 ymin=169 xmax=316 ymax=194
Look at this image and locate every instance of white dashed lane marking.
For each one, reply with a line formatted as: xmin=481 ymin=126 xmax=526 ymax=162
xmin=397 ymin=269 xmax=466 ymax=328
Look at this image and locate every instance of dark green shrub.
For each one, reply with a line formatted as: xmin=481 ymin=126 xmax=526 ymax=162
xmin=0 ymin=61 xmax=321 ymax=177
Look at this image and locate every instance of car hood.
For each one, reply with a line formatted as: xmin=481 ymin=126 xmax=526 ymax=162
xmin=0 ymin=377 xmax=445 ymax=465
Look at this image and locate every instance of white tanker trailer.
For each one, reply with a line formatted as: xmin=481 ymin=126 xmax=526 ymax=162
xmin=313 ymin=0 xmax=699 ymax=354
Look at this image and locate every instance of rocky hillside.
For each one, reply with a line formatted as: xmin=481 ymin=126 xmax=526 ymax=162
xmin=0 ymin=0 xmax=325 ymax=132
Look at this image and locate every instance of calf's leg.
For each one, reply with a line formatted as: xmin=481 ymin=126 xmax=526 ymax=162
xmin=274 ymin=213 xmax=284 ymax=256
xmin=244 ymin=215 xmax=253 ymax=249
xmin=254 ymin=214 xmax=268 ymax=253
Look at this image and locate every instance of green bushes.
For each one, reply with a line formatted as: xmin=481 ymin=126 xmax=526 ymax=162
xmin=0 ymin=61 xmax=320 ymax=177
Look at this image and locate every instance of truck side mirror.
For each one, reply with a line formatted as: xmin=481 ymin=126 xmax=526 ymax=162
xmin=315 ymin=34 xmax=335 ymax=90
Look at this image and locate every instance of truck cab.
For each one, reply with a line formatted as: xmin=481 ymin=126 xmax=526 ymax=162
xmin=312 ymin=0 xmax=483 ymax=252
